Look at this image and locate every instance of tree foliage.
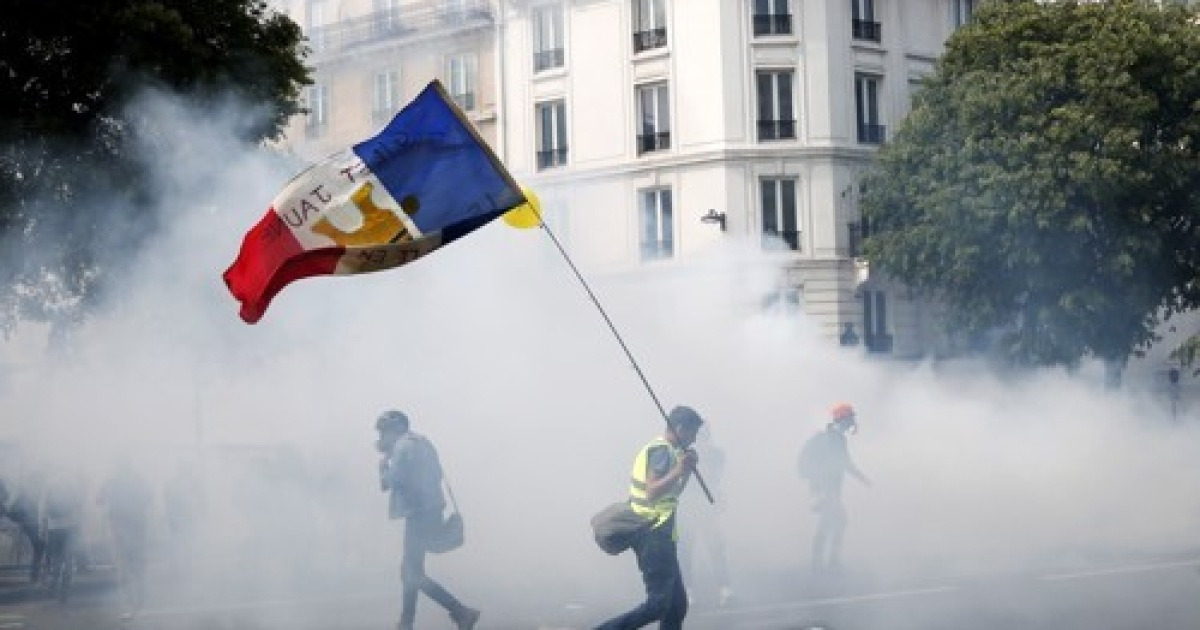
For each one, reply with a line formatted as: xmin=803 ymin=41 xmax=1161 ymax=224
xmin=861 ymin=0 xmax=1200 ymax=367
xmin=0 ymin=0 xmax=309 ymax=333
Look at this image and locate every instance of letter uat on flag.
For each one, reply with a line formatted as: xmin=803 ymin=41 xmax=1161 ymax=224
xmin=223 ymin=80 xmax=525 ymax=323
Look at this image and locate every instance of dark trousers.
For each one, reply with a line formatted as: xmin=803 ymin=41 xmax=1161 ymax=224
xmin=812 ymin=493 xmax=847 ymax=570
xmin=596 ymin=520 xmax=688 ymax=630
xmin=400 ymin=510 xmax=465 ymax=627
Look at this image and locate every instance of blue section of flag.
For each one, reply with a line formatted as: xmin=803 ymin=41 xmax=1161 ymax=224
xmin=352 ymin=81 xmax=524 ymax=238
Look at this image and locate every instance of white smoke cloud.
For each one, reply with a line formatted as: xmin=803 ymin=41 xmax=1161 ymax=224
xmin=1 ymin=86 xmax=1198 ymax=628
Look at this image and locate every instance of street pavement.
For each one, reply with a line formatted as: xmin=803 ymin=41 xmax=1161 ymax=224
xmin=2 ymin=550 xmax=1199 ymax=629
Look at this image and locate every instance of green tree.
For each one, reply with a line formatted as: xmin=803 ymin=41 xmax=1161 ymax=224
xmin=861 ymin=0 xmax=1200 ymax=368
xmin=0 ymin=0 xmax=309 ymax=334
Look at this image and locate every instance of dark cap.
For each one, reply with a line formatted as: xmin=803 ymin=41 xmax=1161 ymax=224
xmin=375 ymin=410 xmax=409 ymax=432
xmin=667 ymin=405 xmax=704 ymax=431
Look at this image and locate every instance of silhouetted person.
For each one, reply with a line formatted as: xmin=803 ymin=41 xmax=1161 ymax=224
xmin=596 ymin=405 xmax=704 ymax=630
xmin=5 ymin=468 xmax=46 ymax=582
xmin=376 ymin=410 xmax=479 ymax=630
xmin=798 ymin=403 xmax=869 ymax=573
xmin=839 ymin=323 xmax=860 ymax=347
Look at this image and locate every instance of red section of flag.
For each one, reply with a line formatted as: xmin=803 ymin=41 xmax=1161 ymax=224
xmin=222 ymin=210 xmax=344 ymax=323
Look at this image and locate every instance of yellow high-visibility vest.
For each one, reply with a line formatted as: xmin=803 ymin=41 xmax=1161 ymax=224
xmin=628 ymin=437 xmax=686 ymax=531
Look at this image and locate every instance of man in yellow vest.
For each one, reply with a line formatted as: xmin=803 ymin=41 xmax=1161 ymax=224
xmin=596 ymin=405 xmax=703 ymax=630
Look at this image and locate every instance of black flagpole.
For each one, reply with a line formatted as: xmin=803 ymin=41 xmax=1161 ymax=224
xmin=529 ymin=206 xmax=715 ymax=504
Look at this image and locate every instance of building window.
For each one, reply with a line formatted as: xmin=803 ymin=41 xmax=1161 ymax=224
xmin=305 ymin=83 xmax=329 ymax=138
xmin=308 ymin=0 xmax=330 ymax=52
xmin=756 ymin=70 xmax=796 ymax=141
xmin=372 ymin=70 xmax=400 ymax=125
xmin=636 ymin=82 xmax=670 ymax=155
xmin=952 ymin=0 xmax=975 ymax=28
xmin=863 ymin=290 xmax=892 ymax=353
xmin=532 ymin=4 xmax=565 ymax=72
xmin=761 ymin=177 xmax=799 ymax=251
xmin=632 ymin=0 xmax=668 ymax=53
xmin=851 ymin=0 xmax=881 ymax=43
xmin=639 ymin=187 xmax=674 ymax=261
xmin=440 ymin=0 xmax=471 ymax=23
xmin=373 ymin=0 xmax=404 ymax=34
xmin=753 ymin=0 xmax=792 ymax=37
xmin=447 ymin=54 xmax=477 ymax=111
xmin=535 ymin=100 xmax=568 ymax=170
xmin=855 ymin=73 xmax=885 ymax=144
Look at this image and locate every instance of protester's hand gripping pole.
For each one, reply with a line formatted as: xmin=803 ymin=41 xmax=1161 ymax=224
xmin=518 ymin=194 xmax=714 ymax=504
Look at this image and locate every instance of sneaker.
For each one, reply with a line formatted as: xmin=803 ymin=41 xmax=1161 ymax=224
xmin=452 ymin=606 xmax=481 ymax=630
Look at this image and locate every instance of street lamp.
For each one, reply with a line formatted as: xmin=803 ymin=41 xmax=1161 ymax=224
xmin=701 ymin=208 xmax=727 ymax=231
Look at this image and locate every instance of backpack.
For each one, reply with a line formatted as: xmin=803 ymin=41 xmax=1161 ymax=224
xmin=590 ymin=501 xmax=653 ymax=555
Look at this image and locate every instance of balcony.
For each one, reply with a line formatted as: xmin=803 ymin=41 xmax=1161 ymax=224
xmin=757 ymin=119 xmax=796 ymax=141
xmin=452 ymin=92 xmax=476 ymax=111
xmin=857 ymin=123 xmax=886 ymax=144
xmin=762 ymin=229 xmax=800 ymax=252
xmin=307 ymin=2 xmax=492 ymax=56
xmin=753 ymin=13 xmax=793 ymax=36
xmin=633 ymin=27 xmax=668 ymax=53
xmin=852 ymin=19 xmax=882 ymax=43
xmin=533 ymin=48 xmax=565 ymax=72
xmin=536 ymin=147 xmax=568 ymax=170
xmin=637 ymin=131 xmax=671 ymax=155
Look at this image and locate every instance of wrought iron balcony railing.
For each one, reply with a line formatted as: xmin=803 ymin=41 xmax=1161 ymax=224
xmin=536 ymin=147 xmax=568 ymax=170
xmin=852 ymin=19 xmax=882 ymax=42
xmin=757 ymin=119 xmax=796 ymax=141
xmin=753 ymin=14 xmax=793 ymax=36
xmin=633 ymin=27 xmax=668 ymax=53
xmin=637 ymin=131 xmax=671 ymax=154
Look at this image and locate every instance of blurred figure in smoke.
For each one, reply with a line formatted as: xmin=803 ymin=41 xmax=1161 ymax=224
xmin=596 ymin=405 xmax=703 ymax=630
xmin=798 ymin=403 xmax=870 ymax=573
xmin=376 ymin=410 xmax=480 ymax=630
xmin=678 ymin=425 xmax=733 ymax=607
xmin=40 ymin=467 xmax=87 ymax=590
xmin=97 ymin=460 xmax=154 ymax=619
xmin=3 ymin=466 xmax=46 ymax=582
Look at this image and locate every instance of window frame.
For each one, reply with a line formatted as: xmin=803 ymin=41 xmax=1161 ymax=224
xmin=535 ymin=99 xmax=568 ymax=170
xmin=532 ymin=4 xmax=566 ymax=72
xmin=638 ymin=186 xmax=675 ymax=261
xmin=446 ymin=53 xmax=478 ymax=111
xmin=371 ymin=70 xmax=400 ymax=124
xmin=854 ymin=73 xmax=885 ymax=144
xmin=635 ymin=82 xmax=671 ymax=155
xmin=752 ymin=0 xmax=793 ymax=37
xmin=632 ymin=0 xmax=668 ymax=53
xmin=305 ymin=83 xmax=330 ymax=137
xmin=760 ymin=177 xmax=800 ymax=252
xmin=756 ymin=69 xmax=796 ymax=141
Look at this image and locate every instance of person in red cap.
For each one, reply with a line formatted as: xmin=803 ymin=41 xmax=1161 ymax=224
xmin=797 ymin=402 xmax=870 ymax=573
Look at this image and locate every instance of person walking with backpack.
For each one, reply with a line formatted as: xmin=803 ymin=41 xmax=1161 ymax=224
xmin=376 ymin=410 xmax=479 ymax=630
xmin=596 ymin=405 xmax=703 ymax=630
xmin=797 ymin=402 xmax=870 ymax=574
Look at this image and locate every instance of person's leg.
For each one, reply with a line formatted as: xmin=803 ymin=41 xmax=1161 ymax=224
xmin=595 ymin=525 xmax=674 ymax=630
xmin=398 ymin=523 xmax=422 ymax=629
xmin=403 ymin=513 xmax=473 ymax=626
xmin=659 ymin=543 xmax=688 ymax=630
xmin=826 ymin=499 xmax=848 ymax=569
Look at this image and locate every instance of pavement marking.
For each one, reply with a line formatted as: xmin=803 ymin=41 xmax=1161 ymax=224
xmin=1038 ymin=559 xmax=1200 ymax=582
xmin=698 ymin=585 xmax=960 ymax=618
